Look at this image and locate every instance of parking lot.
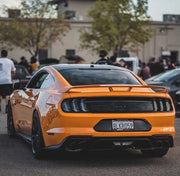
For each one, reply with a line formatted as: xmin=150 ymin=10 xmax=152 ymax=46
xmin=0 ymin=110 xmax=180 ymax=176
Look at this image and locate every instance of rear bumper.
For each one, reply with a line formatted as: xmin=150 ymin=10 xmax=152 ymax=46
xmin=44 ymin=135 xmax=174 ymax=152
xmin=42 ymin=106 xmax=175 ymax=148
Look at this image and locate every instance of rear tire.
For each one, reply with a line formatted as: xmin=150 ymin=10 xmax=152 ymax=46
xmin=31 ymin=111 xmax=44 ymax=159
xmin=141 ymin=148 xmax=169 ymax=157
xmin=7 ymin=101 xmax=15 ymax=137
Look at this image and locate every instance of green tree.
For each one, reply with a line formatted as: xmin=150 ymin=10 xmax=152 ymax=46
xmin=80 ymin=0 xmax=152 ymax=56
xmin=0 ymin=0 xmax=70 ymax=57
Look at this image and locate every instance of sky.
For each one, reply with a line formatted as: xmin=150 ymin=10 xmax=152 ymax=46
xmin=0 ymin=0 xmax=179 ymax=21
xmin=148 ymin=0 xmax=180 ymax=21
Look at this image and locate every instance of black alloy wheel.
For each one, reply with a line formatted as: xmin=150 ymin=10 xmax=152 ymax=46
xmin=31 ymin=111 xmax=45 ymax=159
xmin=7 ymin=101 xmax=15 ymax=137
xmin=141 ymin=147 xmax=169 ymax=157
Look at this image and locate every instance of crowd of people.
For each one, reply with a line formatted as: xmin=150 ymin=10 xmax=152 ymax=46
xmin=14 ymin=56 xmax=39 ymax=75
xmin=95 ymin=50 xmax=128 ymax=68
xmin=95 ymin=50 xmax=176 ymax=80
xmin=139 ymin=57 xmax=176 ymax=80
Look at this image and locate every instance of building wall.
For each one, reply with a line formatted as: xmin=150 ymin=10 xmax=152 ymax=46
xmin=139 ymin=22 xmax=180 ymax=63
xmin=5 ymin=47 xmax=32 ymax=62
xmin=49 ymin=21 xmax=98 ymax=64
xmin=4 ymin=20 xmax=180 ymax=65
xmin=66 ymin=0 xmax=96 ymax=21
xmin=49 ymin=21 xmax=180 ymax=64
xmin=1 ymin=0 xmax=180 ymax=65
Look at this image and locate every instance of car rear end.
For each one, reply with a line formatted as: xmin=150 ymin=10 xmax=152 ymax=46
xmin=45 ymin=85 xmax=175 ymax=154
xmin=41 ymin=65 xmax=175 ymax=157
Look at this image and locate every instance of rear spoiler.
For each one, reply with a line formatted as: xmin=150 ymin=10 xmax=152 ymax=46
xmin=66 ymin=85 xmax=168 ymax=93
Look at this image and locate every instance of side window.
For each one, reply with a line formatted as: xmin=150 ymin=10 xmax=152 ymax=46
xmin=40 ymin=74 xmax=54 ymax=89
xmin=27 ymin=72 xmax=48 ymax=89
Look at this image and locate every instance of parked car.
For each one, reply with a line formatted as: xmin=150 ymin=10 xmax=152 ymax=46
xmin=175 ymin=90 xmax=180 ymax=116
xmin=145 ymin=68 xmax=180 ymax=114
xmin=13 ymin=65 xmax=31 ymax=89
xmin=8 ymin=64 xmax=175 ymax=158
xmin=116 ymin=57 xmax=139 ymax=74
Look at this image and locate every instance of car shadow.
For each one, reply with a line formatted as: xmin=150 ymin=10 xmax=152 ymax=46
xmin=0 ymin=133 xmax=174 ymax=169
xmin=37 ymin=147 xmax=171 ymax=167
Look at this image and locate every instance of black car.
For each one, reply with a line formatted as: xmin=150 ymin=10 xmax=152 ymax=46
xmin=175 ymin=90 xmax=180 ymax=116
xmin=145 ymin=68 xmax=180 ymax=114
xmin=13 ymin=65 xmax=31 ymax=89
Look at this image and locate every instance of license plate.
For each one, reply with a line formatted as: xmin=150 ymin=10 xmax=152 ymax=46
xmin=112 ymin=120 xmax=134 ymax=131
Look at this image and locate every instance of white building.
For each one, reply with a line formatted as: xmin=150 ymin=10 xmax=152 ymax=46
xmin=1 ymin=0 xmax=180 ymax=64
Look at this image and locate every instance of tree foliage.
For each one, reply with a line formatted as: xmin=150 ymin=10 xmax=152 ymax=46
xmin=80 ymin=0 xmax=152 ymax=56
xmin=0 ymin=0 xmax=70 ymax=57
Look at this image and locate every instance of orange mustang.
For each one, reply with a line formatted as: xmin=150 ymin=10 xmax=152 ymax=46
xmin=7 ymin=64 xmax=175 ymax=158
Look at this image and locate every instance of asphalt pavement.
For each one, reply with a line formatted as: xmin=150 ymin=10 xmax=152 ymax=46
xmin=0 ymin=111 xmax=180 ymax=176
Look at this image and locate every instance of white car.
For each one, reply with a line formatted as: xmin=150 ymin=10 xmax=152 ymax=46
xmin=116 ymin=57 xmax=139 ymax=74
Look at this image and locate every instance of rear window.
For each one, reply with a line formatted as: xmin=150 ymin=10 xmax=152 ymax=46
xmin=58 ymin=69 xmax=141 ymax=86
xmin=14 ymin=66 xmax=30 ymax=79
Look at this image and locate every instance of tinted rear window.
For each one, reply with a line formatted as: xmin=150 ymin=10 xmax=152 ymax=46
xmin=14 ymin=66 xmax=30 ymax=79
xmin=58 ymin=69 xmax=141 ymax=86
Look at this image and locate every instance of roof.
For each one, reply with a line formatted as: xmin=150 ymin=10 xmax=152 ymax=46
xmin=51 ymin=64 xmax=128 ymax=71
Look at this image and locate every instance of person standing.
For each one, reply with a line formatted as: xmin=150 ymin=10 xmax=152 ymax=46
xmin=118 ymin=59 xmax=128 ymax=68
xmin=18 ymin=56 xmax=30 ymax=71
xmin=139 ymin=62 xmax=151 ymax=80
xmin=0 ymin=50 xmax=16 ymax=112
xmin=30 ymin=56 xmax=39 ymax=75
xmin=95 ymin=50 xmax=111 ymax=65
xmin=149 ymin=57 xmax=156 ymax=76
xmin=109 ymin=55 xmax=122 ymax=67
xmin=149 ymin=57 xmax=164 ymax=76
xmin=167 ymin=61 xmax=175 ymax=70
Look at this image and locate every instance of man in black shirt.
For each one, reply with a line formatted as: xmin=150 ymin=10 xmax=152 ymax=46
xmin=149 ymin=58 xmax=164 ymax=76
xmin=95 ymin=50 xmax=111 ymax=65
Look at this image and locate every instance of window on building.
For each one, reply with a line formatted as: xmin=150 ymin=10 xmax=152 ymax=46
xmin=8 ymin=9 xmax=21 ymax=18
xmin=66 ymin=49 xmax=75 ymax=56
xmin=158 ymin=27 xmax=168 ymax=35
xmin=64 ymin=10 xmax=76 ymax=20
xmin=38 ymin=49 xmax=48 ymax=62
xmin=171 ymin=51 xmax=179 ymax=64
